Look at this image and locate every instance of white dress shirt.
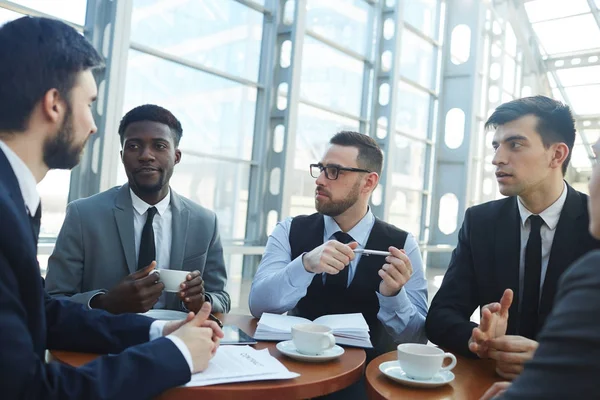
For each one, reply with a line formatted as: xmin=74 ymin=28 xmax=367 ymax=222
xmin=130 ymin=189 xmax=172 ymax=309
xmin=0 ymin=141 xmax=193 ymax=373
xmin=517 ymin=181 xmax=568 ymax=306
xmin=249 ymin=209 xmax=429 ymax=344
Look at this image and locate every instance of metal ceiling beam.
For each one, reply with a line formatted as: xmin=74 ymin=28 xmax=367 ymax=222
xmin=545 ymin=51 xmax=600 ymax=70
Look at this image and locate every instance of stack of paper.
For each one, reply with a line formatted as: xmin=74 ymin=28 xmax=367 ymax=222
xmin=185 ymin=345 xmax=299 ymax=387
xmin=254 ymin=313 xmax=373 ymax=348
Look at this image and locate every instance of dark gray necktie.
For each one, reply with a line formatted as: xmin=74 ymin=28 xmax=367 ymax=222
xmin=325 ymin=231 xmax=354 ymax=289
xmin=519 ymin=214 xmax=543 ymax=339
xmin=138 ymin=206 xmax=157 ymax=270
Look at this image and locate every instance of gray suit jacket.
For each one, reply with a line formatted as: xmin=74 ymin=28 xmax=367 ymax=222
xmin=499 ymin=250 xmax=600 ymax=399
xmin=45 ymin=184 xmax=230 ymax=313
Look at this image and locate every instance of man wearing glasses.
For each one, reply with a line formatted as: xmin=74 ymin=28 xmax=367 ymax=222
xmin=249 ymin=131 xmax=428 ymax=368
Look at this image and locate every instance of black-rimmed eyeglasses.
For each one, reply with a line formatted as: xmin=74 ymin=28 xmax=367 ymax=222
xmin=310 ymin=163 xmax=371 ymax=180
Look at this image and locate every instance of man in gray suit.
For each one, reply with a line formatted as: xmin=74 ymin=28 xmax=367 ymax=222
xmin=46 ymin=104 xmax=230 ymax=314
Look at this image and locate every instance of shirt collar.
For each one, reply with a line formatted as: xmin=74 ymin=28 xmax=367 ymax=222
xmin=0 ymin=140 xmax=40 ymax=215
xmin=517 ymin=181 xmax=568 ymax=231
xmin=130 ymin=188 xmax=171 ymax=217
xmin=323 ymin=208 xmax=374 ymax=247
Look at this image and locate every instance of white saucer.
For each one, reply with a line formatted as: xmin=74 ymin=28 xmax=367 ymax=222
xmin=379 ymin=361 xmax=455 ymax=388
xmin=276 ymin=340 xmax=345 ymax=362
xmin=139 ymin=309 xmax=188 ymax=321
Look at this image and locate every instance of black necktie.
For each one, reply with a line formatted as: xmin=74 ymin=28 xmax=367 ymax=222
xmin=29 ymin=204 xmax=41 ymax=246
xmin=325 ymin=231 xmax=354 ymax=289
xmin=138 ymin=206 xmax=157 ymax=270
xmin=520 ymin=214 xmax=543 ymax=339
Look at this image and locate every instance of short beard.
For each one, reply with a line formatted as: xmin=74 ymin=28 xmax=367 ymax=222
xmin=316 ymin=179 xmax=361 ymax=217
xmin=132 ymin=171 xmax=166 ymax=195
xmin=43 ymin=105 xmax=85 ymax=170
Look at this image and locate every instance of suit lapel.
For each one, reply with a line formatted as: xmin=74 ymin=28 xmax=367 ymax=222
xmin=494 ymin=198 xmax=521 ymax=331
xmin=539 ymin=184 xmax=583 ymax=317
xmin=113 ymin=184 xmax=137 ymax=274
xmin=169 ymin=190 xmax=189 ymax=271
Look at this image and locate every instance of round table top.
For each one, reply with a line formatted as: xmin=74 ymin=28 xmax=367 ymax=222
xmin=365 ymin=350 xmax=501 ymax=400
xmin=50 ymin=314 xmax=366 ymax=400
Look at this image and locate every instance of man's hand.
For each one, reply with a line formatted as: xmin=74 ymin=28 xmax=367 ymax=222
xmin=488 ymin=335 xmax=538 ymax=380
xmin=302 ymin=240 xmax=358 ymax=274
xmin=378 ymin=247 xmax=412 ymax=297
xmin=469 ymin=289 xmax=513 ymax=358
xmin=179 ymin=270 xmax=205 ymax=313
xmin=480 ymin=382 xmax=512 ymax=400
xmin=90 ymin=261 xmax=165 ymax=314
xmin=171 ymin=302 xmax=225 ymax=373
xmin=162 ymin=312 xmax=195 ymax=336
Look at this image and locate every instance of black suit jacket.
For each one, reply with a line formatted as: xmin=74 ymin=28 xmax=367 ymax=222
xmin=0 ymin=149 xmax=190 ymax=399
xmin=500 ymin=250 xmax=600 ymax=399
xmin=425 ymin=184 xmax=600 ymax=357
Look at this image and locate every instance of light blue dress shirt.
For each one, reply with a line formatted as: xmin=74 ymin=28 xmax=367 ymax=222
xmin=249 ymin=210 xmax=428 ymax=344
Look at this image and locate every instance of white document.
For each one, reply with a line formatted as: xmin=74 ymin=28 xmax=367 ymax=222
xmin=254 ymin=313 xmax=373 ymax=348
xmin=185 ymin=345 xmax=299 ymax=387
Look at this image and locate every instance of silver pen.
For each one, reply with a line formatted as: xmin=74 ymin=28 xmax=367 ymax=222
xmin=353 ymin=249 xmax=391 ymax=257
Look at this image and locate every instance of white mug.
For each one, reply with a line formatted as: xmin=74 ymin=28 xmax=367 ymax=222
xmin=155 ymin=269 xmax=189 ymax=293
xmin=397 ymin=343 xmax=457 ymax=380
xmin=291 ymin=324 xmax=336 ymax=355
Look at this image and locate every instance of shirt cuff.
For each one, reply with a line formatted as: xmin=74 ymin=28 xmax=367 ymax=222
xmin=377 ymin=287 xmax=413 ymax=314
xmin=149 ymin=320 xmax=169 ymax=341
xmin=87 ymin=290 xmax=107 ymax=310
xmin=286 ymin=253 xmax=316 ymax=288
xmin=165 ymin=335 xmax=194 ymax=373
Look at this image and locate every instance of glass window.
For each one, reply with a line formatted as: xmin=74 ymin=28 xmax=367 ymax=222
xmin=400 ymin=29 xmax=436 ymax=90
xmin=390 ymin=135 xmax=426 ymax=191
xmin=300 ymin=36 xmax=364 ymax=117
xmin=395 ymin=82 xmax=431 ymax=139
xmin=11 ymin=0 xmax=87 ymax=25
xmin=125 ymin=50 xmax=256 ymax=161
xmin=130 ymin=0 xmax=263 ymax=82
xmin=403 ymin=0 xmax=438 ymax=39
xmin=0 ymin=8 xmax=24 ymax=24
xmin=306 ymin=0 xmax=373 ymax=57
xmin=387 ymin=189 xmax=423 ymax=240
xmin=532 ymin=14 xmax=600 ymax=55
xmin=564 ymin=85 xmax=600 ymax=115
xmin=556 ymin=65 xmax=600 ymax=87
xmin=38 ymin=170 xmax=72 ymax=240
xmin=524 ymin=0 xmax=590 ymax=23
xmin=116 ymin=154 xmax=249 ymax=242
xmin=290 ymin=103 xmax=360 ymax=217
xmin=570 ymin=144 xmax=593 ymax=169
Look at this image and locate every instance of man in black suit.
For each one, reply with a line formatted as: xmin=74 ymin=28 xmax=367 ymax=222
xmin=480 ymin=138 xmax=600 ymax=399
xmin=0 ymin=16 xmax=222 ymax=399
xmin=426 ymin=95 xmax=600 ymax=380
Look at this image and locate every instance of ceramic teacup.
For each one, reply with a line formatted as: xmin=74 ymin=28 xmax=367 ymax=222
xmin=291 ymin=324 xmax=336 ymax=355
xmin=397 ymin=343 xmax=457 ymax=380
xmin=155 ymin=269 xmax=189 ymax=292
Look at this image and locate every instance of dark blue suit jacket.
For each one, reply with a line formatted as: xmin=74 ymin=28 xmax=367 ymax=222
xmin=0 ymin=148 xmax=190 ymax=399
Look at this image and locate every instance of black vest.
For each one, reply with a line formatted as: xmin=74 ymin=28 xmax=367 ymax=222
xmin=288 ymin=213 xmax=408 ymax=359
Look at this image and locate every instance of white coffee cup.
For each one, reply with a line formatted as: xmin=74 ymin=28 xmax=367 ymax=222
xmin=155 ymin=269 xmax=189 ymax=292
xmin=397 ymin=343 xmax=457 ymax=380
xmin=291 ymin=324 xmax=336 ymax=355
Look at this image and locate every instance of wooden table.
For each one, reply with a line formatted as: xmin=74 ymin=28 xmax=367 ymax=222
xmin=366 ymin=351 xmax=501 ymax=400
xmin=50 ymin=314 xmax=366 ymax=400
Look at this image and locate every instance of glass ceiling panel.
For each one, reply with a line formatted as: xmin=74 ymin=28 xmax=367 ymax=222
xmin=524 ymin=0 xmax=590 ymax=23
xmin=564 ymin=85 xmax=600 ymax=115
xmin=532 ymin=14 xmax=600 ymax=55
xmin=556 ymin=66 xmax=600 ymax=87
